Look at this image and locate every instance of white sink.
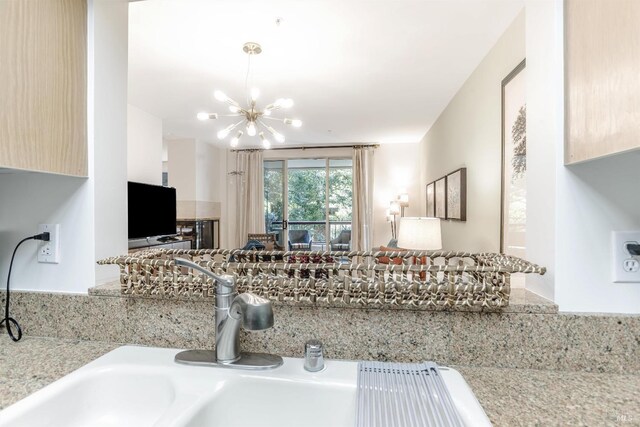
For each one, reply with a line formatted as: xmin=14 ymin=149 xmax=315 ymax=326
xmin=0 ymin=346 xmax=491 ymax=427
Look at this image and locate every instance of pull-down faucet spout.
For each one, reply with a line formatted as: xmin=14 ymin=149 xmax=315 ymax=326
xmin=173 ymin=258 xmax=283 ymax=369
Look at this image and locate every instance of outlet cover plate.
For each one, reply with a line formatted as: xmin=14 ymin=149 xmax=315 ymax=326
xmin=612 ymin=231 xmax=640 ymax=283
xmin=38 ymin=224 xmax=60 ymax=264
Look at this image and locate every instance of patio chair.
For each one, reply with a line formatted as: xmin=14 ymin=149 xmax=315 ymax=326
xmin=288 ymin=229 xmax=312 ymax=251
xmin=330 ymin=229 xmax=351 ymax=251
xmin=247 ymin=233 xmax=282 ymax=250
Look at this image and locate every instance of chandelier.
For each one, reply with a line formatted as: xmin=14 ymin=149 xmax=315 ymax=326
xmin=197 ymin=42 xmax=302 ymax=149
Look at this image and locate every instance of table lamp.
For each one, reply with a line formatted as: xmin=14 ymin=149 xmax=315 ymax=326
xmin=397 ymin=193 xmax=409 ymax=216
xmin=397 ymin=217 xmax=442 ymax=250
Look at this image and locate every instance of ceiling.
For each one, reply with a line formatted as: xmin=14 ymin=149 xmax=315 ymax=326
xmin=128 ymin=0 xmax=524 ymax=148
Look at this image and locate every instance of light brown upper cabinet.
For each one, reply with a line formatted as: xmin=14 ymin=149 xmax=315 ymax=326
xmin=0 ymin=0 xmax=87 ymax=176
xmin=565 ymin=0 xmax=640 ymax=164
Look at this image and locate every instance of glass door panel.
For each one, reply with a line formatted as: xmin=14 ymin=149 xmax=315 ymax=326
xmin=328 ymin=159 xmax=353 ymax=250
xmin=263 ymin=160 xmax=285 ymax=248
xmin=287 ymin=159 xmax=326 ymax=250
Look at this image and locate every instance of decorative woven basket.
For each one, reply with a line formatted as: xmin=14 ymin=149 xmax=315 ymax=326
xmin=97 ymin=249 xmax=545 ymax=310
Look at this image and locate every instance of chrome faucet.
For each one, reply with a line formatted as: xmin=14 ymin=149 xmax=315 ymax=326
xmin=173 ymin=258 xmax=283 ymax=369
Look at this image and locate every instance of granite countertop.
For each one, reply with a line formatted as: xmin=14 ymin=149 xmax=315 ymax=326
xmin=1 ymin=336 xmax=638 ymax=426
xmin=89 ymin=282 xmax=560 ymax=315
xmin=0 ymin=336 xmax=119 ymax=411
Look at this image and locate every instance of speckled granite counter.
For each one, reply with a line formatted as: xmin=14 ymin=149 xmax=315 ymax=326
xmin=1 ymin=335 xmax=638 ymax=425
xmin=3 ymin=289 xmax=639 ymax=375
xmin=0 ymin=336 xmax=118 ymax=411
xmin=88 ymin=282 xmax=560 ymax=314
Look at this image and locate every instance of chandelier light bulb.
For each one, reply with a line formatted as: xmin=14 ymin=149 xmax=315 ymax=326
xmin=250 ymin=87 xmax=260 ymax=102
xmin=214 ymin=90 xmax=228 ymax=102
xmin=197 ymin=112 xmax=210 ymax=121
xmin=275 ymin=98 xmax=294 ymax=109
xmin=217 ymin=123 xmax=236 ymax=140
xmin=266 ymin=126 xmax=285 ymax=143
xmin=259 ymin=132 xmax=271 ymax=149
xmin=263 ymin=109 xmax=271 ymax=116
xmin=229 ymin=105 xmax=241 ymax=113
xmin=230 ymin=130 xmax=243 ymax=148
xmin=284 ymin=118 xmax=302 ymax=127
xmin=247 ymin=121 xmax=257 ymax=136
xmin=280 ymin=98 xmax=293 ymax=108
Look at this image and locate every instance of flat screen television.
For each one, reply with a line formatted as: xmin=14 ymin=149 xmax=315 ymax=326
xmin=128 ymin=181 xmax=177 ymax=239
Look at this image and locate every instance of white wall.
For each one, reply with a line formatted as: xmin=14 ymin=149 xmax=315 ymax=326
xmin=0 ymin=0 xmax=129 ymax=292
xmin=523 ymin=0 xmax=561 ymax=301
xmin=195 ymin=140 xmax=217 ymax=202
xmin=0 ymin=173 xmax=95 ymax=293
xmin=127 ymin=104 xmax=163 ymax=185
xmin=556 ymin=152 xmax=640 ymax=313
xmin=167 ymin=139 xmax=196 ymax=201
xmin=372 ymin=143 xmax=423 ymax=247
xmin=167 ymin=138 xmax=224 ymax=223
xmin=419 ymin=11 xmax=525 ymax=252
xmin=93 ymin=0 xmax=129 ymax=285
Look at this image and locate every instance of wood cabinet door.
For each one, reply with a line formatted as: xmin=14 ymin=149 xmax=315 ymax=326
xmin=565 ymin=0 xmax=640 ymax=164
xmin=0 ymin=0 xmax=87 ymax=176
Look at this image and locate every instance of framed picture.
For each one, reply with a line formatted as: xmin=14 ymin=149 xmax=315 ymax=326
xmin=501 ymin=59 xmax=526 ymax=256
xmin=434 ymin=177 xmax=447 ymax=219
xmin=426 ymin=182 xmax=435 ymax=217
xmin=446 ymin=168 xmax=467 ymax=221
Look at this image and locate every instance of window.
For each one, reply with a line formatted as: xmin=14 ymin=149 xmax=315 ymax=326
xmin=264 ymin=158 xmax=353 ymax=250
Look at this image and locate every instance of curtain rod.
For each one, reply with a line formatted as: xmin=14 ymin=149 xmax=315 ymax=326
xmin=231 ymin=144 xmax=379 ymax=152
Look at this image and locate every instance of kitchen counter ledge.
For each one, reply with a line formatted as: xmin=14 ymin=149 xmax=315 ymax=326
xmin=0 ymin=335 xmax=638 ymax=426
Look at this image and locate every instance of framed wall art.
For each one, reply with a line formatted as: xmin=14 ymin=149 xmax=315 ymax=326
xmin=426 ymin=182 xmax=435 ymax=217
xmin=501 ymin=59 xmax=526 ymax=256
xmin=434 ymin=177 xmax=447 ymax=219
xmin=446 ymin=168 xmax=467 ymax=221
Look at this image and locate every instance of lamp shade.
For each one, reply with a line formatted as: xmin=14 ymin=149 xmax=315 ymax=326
xmin=389 ymin=201 xmax=401 ymax=215
xmin=398 ymin=193 xmax=409 ymax=207
xmin=397 ymin=217 xmax=442 ymax=250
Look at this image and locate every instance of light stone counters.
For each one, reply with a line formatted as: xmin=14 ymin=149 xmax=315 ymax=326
xmin=0 ymin=336 xmax=118 ymax=410
xmin=2 ymin=290 xmax=639 ymax=375
xmin=88 ymin=282 xmax=560 ymax=314
xmin=1 ymin=335 xmax=638 ymax=426
xmin=456 ymin=366 xmax=640 ymax=426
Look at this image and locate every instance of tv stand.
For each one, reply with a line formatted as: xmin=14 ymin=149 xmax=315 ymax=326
xmin=128 ymin=235 xmax=190 ymax=252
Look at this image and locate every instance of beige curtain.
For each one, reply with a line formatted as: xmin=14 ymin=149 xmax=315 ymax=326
xmin=352 ymin=146 xmax=374 ymax=250
xmin=236 ymin=150 xmax=265 ymax=245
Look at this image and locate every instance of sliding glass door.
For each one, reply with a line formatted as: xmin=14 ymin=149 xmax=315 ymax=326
xmin=264 ymin=160 xmax=286 ymax=246
xmin=264 ymin=158 xmax=352 ymax=250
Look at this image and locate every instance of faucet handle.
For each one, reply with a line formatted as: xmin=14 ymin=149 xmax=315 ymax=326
xmin=304 ymin=339 xmax=325 ymax=372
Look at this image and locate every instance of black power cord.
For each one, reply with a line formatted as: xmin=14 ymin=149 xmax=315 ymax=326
xmin=627 ymin=243 xmax=640 ymax=256
xmin=1 ymin=232 xmax=50 ymax=342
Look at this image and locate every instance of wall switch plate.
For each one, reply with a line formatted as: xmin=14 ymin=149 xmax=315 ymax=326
xmin=38 ymin=224 xmax=60 ymax=264
xmin=612 ymin=231 xmax=640 ymax=283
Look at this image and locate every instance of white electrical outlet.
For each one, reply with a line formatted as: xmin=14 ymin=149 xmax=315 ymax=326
xmin=612 ymin=231 xmax=640 ymax=283
xmin=38 ymin=224 xmax=61 ymax=264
